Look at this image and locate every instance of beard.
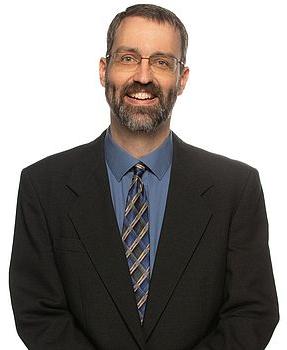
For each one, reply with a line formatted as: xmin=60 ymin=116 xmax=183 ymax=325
xmin=104 ymin=77 xmax=179 ymax=133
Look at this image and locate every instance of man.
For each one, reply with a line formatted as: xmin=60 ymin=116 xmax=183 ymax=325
xmin=9 ymin=4 xmax=279 ymax=350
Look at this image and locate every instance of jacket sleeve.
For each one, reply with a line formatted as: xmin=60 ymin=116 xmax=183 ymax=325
xmin=193 ymin=169 xmax=279 ymax=349
xmin=9 ymin=169 xmax=96 ymax=350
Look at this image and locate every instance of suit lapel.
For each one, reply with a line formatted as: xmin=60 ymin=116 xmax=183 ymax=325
xmin=67 ymin=130 xmax=146 ymax=349
xmin=67 ymin=129 xmax=213 ymax=347
xmin=142 ymin=133 xmax=213 ymax=341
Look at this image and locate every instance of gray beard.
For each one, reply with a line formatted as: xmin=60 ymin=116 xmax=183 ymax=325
xmin=105 ymin=81 xmax=178 ymax=133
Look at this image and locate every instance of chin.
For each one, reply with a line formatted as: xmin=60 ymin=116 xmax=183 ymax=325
xmin=123 ymin=118 xmax=160 ymax=134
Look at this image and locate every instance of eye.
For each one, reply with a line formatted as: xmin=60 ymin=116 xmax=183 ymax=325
xmin=152 ymin=56 xmax=172 ymax=69
xmin=119 ymin=54 xmax=138 ymax=64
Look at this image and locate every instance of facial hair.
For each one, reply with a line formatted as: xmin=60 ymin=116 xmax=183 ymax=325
xmin=104 ymin=77 xmax=179 ymax=133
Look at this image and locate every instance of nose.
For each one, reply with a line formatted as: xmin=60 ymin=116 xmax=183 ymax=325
xmin=132 ymin=58 xmax=154 ymax=84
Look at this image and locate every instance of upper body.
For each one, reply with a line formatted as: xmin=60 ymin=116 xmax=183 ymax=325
xmin=9 ymin=3 xmax=279 ymax=350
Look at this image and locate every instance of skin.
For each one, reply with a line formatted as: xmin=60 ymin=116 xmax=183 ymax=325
xmin=99 ymin=16 xmax=189 ymax=158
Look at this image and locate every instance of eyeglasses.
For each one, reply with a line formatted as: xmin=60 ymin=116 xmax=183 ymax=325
xmin=106 ymin=52 xmax=185 ymax=74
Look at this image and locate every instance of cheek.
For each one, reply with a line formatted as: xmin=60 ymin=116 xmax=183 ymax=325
xmin=162 ymin=83 xmax=180 ymax=96
xmin=107 ymin=68 xmax=132 ymax=87
xmin=158 ymin=75 xmax=179 ymax=90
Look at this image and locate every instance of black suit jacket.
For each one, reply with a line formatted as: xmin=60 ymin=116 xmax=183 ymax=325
xmin=9 ymin=129 xmax=279 ymax=349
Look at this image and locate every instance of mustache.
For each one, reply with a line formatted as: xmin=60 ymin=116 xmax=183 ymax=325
xmin=123 ymin=82 xmax=162 ymax=98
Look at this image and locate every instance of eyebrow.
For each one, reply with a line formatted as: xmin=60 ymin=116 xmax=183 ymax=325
xmin=114 ymin=46 xmax=177 ymax=58
xmin=114 ymin=46 xmax=139 ymax=54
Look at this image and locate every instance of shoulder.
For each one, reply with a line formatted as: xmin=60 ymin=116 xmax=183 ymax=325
xmin=173 ymin=133 xmax=261 ymax=196
xmin=175 ymin=133 xmax=258 ymax=173
xmin=18 ymin=128 xmax=106 ymax=198
xmin=21 ymin=140 xmax=94 ymax=178
xmin=174 ymin=135 xmax=264 ymax=217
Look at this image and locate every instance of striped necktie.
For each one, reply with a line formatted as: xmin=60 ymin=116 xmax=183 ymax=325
xmin=121 ymin=162 xmax=150 ymax=324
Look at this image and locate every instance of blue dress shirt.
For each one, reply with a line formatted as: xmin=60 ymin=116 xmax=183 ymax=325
xmin=104 ymin=126 xmax=173 ymax=276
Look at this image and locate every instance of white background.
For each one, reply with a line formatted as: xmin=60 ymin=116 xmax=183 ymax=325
xmin=1 ymin=0 xmax=286 ymax=348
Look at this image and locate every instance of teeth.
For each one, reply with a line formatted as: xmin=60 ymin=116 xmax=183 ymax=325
xmin=129 ymin=92 xmax=154 ymax=100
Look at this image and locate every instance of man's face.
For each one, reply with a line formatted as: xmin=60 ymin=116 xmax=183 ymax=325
xmin=99 ymin=16 xmax=189 ymax=133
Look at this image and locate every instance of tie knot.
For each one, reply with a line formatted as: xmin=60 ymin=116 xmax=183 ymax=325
xmin=133 ymin=162 xmax=146 ymax=178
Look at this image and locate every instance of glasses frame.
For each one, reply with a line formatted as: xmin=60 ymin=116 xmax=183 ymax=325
xmin=105 ymin=52 xmax=185 ymax=73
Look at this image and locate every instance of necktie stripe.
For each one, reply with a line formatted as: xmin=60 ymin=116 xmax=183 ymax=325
xmin=135 ymin=163 xmax=145 ymax=170
xmin=123 ymin=205 xmax=148 ymax=240
xmin=129 ymin=244 xmax=150 ymax=274
xmin=124 ymin=191 xmax=141 ymax=215
xmin=137 ymin=292 xmax=148 ymax=309
xmin=129 ymin=174 xmax=143 ymax=192
xmin=125 ymin=222 xmax=149 ymax=258
xmin=122 ymin=202 xmax=148 ymax=240
xmin=133 ymin=268 xmax=150 ymax=292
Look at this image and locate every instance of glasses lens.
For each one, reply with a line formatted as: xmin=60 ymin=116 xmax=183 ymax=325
xmin=150 ymin=55 xmax=176 ymax=72
xmin=114 ymin=53 xmax=139 ymax=65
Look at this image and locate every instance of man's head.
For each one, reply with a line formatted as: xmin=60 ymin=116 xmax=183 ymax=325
xmin=99 ymin=4 xmax=189 ymax=134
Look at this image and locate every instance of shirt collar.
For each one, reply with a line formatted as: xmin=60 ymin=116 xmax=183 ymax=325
xmin=104 ymin=126 xmax=173 ymax=181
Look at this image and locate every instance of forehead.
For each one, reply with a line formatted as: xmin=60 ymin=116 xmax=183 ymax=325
xmin=112 ymin=16 xmax=181 ymax=56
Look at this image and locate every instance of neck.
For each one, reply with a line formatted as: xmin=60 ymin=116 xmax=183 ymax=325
xmin=109 ymin=118 xmax=171 ymax=158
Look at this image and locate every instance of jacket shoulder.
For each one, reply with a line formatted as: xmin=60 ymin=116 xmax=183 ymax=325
xmin=181 ymin=138 xmax=258 ymax=174
xmin=176 ymin=136 xmax=260 ymax=191
xmin=20 ymin=138 xmax=98 ymax=180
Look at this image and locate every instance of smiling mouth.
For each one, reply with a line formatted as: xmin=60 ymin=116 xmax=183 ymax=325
xmin=126 ymin=92 xmax=156 ymax=100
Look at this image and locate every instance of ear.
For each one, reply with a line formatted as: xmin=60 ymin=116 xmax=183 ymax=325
xmin=177 ymin=66 xmax=190 ymax=96
xmin=99 ymin=57 xmax=107 ymax=87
